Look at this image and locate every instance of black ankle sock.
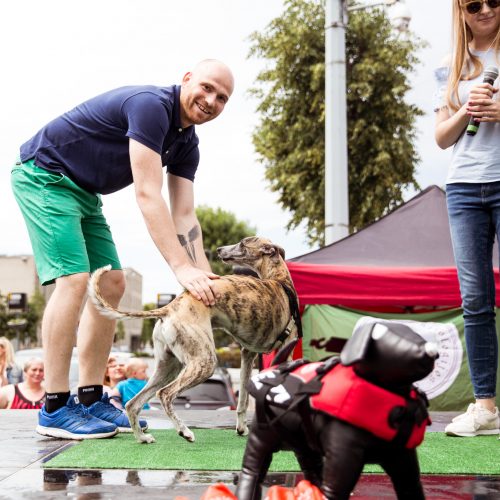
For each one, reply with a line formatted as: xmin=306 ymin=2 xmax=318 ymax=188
xmin=45 ymin=391 xmax=71 ymax=413
xmin=78 ymin=385 xmax=103 ymax=406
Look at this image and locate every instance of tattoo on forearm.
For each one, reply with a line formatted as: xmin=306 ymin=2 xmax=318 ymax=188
xmin=177 ymin=225 xmax=200 ymax=264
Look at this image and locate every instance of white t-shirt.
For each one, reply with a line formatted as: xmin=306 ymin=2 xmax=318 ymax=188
xmin=434 ymin=50 xmax=500 ymax=184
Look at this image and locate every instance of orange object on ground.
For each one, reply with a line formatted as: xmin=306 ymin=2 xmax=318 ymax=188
xmin=178 ymin=479 xmax=325 ymax=500
xmin=265 ymin=480 xmax=325 ymax=500
xmin=201 ymin=483 xmax=238 ymax=499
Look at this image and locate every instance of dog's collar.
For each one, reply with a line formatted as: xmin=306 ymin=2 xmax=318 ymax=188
xmin=279 ymin=282 xmax=303 ymax=340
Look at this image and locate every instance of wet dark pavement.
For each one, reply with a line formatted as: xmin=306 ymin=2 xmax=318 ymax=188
xmin=1 ymin=409 xmax=499 ymax=499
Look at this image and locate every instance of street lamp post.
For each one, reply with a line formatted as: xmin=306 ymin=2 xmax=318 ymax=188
xmin=324 ymin=0 xmax=411 ymax=245
xmin=324 ymin=0 xmax=348 ymax=246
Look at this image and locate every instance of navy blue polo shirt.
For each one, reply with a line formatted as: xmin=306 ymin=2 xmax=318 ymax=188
xmin=20 ymin=85 xmax=199 ymax=195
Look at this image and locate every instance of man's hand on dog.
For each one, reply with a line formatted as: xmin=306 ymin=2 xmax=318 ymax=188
xmin=175 ymin=265 xmax=220 ymax=306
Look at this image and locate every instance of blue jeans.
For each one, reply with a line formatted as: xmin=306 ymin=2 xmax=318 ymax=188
xmin=446 ymin=182 xmax=499 ymax=399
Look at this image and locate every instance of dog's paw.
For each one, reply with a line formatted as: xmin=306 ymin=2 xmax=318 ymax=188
xmin=137 ymin=433 xmax=156 ymax=444
xmin=236 ymin=425 xmax=249 ymax=436
xmin=178 ymin=429 xmax=195 ymax=442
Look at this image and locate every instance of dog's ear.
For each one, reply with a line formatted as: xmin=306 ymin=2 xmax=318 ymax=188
xmin=340 ymin=322 xmax=373 ymax=366
xmin=276 ymin=245 xmax=286 ymax=260
xmin=342 ymin=319 xmax=438 ymax=385
xmin=262 ymin=244 xmax=285 ymax=260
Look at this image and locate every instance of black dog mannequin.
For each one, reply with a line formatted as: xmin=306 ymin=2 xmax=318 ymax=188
xmin=235 ymin=319 xmax=439 ymax=500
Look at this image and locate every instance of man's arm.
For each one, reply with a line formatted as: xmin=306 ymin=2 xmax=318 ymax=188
xmin=129 ymin=139 xmax=219 ymax=306
xmin=168 ymin=173 xmax=212 ymax=272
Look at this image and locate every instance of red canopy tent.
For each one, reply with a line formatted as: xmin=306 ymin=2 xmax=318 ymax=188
xmin=287 ymin=185 xmax=500 ymax=310
xmin=276 ymin=188 xmax=500 ymax=404
xmin=263 ymin=186 xmax=499 ymax=366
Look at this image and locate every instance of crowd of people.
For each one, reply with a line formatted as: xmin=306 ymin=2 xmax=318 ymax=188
xmin=0 ymin=339 xmax=150 ymax=412
xmin=0 ymin=357 xmax=45 ymax=410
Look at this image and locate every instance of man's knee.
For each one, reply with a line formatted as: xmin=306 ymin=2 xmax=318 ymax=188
xmin=55 ymin=273 xmax=89 ymax=298
xmin=96 ymin=269 xmax=126 ymax=306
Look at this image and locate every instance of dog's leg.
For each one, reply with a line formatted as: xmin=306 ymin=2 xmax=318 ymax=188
xmin=321 ymin=420 xmax=366 ymax=500
xmin=126 ymin=322 xmax=183 ymax=443
xmin=126 ymin=354 xmax=182 ymax=444
xmin=138 ymin=313 xmax=216 ymax=442
xmin=379 ymin=449 xmax=425 ymax=500
xmin=295 ymin=449 xmax=323 ymax=488
xmin=155 ymin=318 xmax=217 ymax=442
xmin=236 ymin=348 xmax=258 ymax=436
xmin=157 ymin=354 xmax=216 ymax=442
xmin=236 ymin=416 xmax=281 ymax=500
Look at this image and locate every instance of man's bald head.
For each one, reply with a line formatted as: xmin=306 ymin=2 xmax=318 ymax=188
xmin=192 ymin=59 xmax=234 ymax=95
xmin=179 ymin=59 xmax=234 ymax=128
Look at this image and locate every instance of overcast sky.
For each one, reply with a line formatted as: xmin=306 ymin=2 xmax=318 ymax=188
xmin=0 ymin=0 xmax=453 ymax=303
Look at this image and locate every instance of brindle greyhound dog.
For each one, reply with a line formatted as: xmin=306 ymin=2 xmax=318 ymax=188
xmin=88 ymin=236 xmax=301 ymax=444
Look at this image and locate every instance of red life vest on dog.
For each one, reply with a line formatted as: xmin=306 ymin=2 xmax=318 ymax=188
xmin=249 ymin=359 xmax=430 ymax=449
xmin=290 ymin=362 xmax=430 ymax=448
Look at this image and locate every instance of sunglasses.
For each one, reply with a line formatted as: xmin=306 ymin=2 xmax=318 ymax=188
xmin=462 ymin=0 xmax=500 ymax=14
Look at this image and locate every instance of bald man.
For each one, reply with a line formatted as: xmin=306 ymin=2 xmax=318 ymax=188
xmin=11 ymin=59 xmax=234 ymax=439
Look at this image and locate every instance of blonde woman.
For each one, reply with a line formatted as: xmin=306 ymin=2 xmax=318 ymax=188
xmin=103 ymin=355 xmax=126 ymax=389
xmin=435 ymin=0 xmax=500 ymax=437
xmin=0 ymin=358 xmax=45 ymax=409
xmin=0 ymin=337 xmax=23 ymax=386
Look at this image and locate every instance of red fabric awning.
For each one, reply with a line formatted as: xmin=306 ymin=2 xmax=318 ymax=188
xmin=287 ymin=262 xmax=500 ymax=308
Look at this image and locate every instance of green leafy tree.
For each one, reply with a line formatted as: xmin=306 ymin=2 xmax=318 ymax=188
xmin=249 ymin=0 xmax=423 ymax=245
xmin=196 ymin=205 xmax=257 ymax=276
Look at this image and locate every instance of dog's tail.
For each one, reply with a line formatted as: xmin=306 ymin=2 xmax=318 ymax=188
xmin=88 ymin=266 xmax=171 ymax=320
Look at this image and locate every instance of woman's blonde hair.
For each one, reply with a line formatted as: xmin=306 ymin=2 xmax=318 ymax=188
xmin=447 ymin=0 xmax=500 ymax=112
xmin=0 ymin=337 xmax=16 ymax=367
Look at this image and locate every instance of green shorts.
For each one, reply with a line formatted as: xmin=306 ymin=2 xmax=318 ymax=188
xmin=11 ymin=159 xmax=121 ymax=285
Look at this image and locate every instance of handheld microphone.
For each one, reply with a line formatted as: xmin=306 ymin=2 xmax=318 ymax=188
xmin=466 ymin=66 xmax=499 ymax=136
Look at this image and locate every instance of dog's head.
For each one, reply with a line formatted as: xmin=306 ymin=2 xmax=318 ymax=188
xmin=217 ymin=236 xmax=285 ymax=276
xmin=340 ymin=319 xmax=438 ymax=391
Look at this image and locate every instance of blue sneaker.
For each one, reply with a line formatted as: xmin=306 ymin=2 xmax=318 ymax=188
xmin=87 ymin=393 xmax=148 ymax=433
xmin=37 ymin=395 xmax=118 ymax=440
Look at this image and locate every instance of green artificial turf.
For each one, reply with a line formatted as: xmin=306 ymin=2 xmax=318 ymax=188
xmin=44 ymin=429 xmax=500 ymax=475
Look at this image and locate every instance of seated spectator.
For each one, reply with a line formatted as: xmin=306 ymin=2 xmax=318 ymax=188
xmin=0 ymin=357 xmax=45 ymax=409
xmin=102 ymin=355 xmax=127 ymax=409
xmin=0 ymin=337 xmax=23 ymax=386
xmin=112 ymin=359 xmax=150 ymax=410
xmin=103 ymin=355 xmax=126 ymax=389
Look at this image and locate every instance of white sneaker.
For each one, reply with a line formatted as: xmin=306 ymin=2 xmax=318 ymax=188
xmin=445 ymin=403 xmax=500 ymax=437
